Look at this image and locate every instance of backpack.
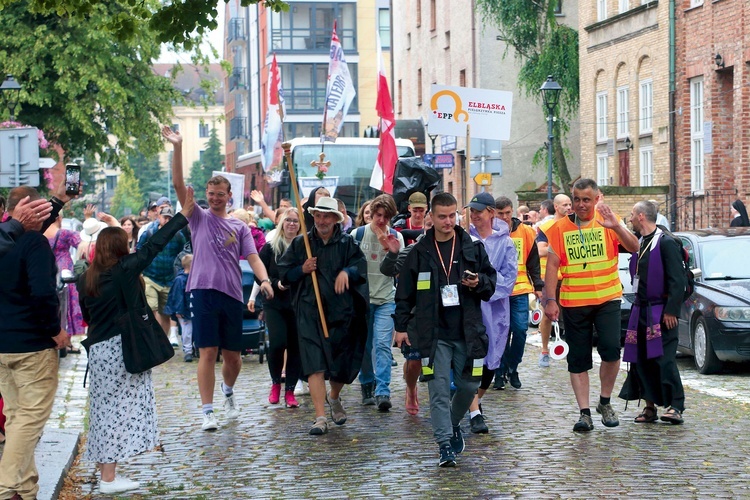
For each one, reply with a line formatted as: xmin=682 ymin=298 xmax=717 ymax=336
xmin=353 ymin=225 xmax=399 ymax=245
xmin=657 ymin=225 xmax=695 ymax=301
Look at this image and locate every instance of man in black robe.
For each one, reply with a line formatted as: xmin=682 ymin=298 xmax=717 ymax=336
xmin=619 ymin=200 xmax=686 ymax=424
xmin=278 ymin=197 xmax=368 ymax=435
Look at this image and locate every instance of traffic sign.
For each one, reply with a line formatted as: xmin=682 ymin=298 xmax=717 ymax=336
xmin=39 ymin=157 xmax=57 ymax=169
xmin=474 ymin=172 xmax=492 ymax=186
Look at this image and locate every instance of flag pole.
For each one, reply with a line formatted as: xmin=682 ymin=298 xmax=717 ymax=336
xmin=282 ymin=142 xmax=329 ymax=339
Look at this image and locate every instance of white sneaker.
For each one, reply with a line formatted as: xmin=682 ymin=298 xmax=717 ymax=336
xmin=294 ymin=380 xmax=310 ymax=396
xmin=99 ymin=476 xmax=140 ymax=494
xmin=224 ymin=394 xmax=240 ymax=419
xmin=169 ymin=332 xmax=179 ymax=347
xmin=201 ymin=411 xmax=218 ymax=431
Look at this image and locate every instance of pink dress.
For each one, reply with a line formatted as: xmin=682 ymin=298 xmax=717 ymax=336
xmin=48 ymin=229 xmax=85 ymax=335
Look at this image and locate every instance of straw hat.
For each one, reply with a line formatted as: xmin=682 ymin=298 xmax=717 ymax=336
xmin=80 ymin=218 xmax=106 ymax=242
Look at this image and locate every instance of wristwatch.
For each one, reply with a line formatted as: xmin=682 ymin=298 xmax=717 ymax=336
xmin=260 ymin=279 xmax=271 ymax=285
xmin=544 ymin=298 xmax=557 ymax=305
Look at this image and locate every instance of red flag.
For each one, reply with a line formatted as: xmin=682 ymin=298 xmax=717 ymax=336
xmin=370 ymin=34 xmax=398 ymax=194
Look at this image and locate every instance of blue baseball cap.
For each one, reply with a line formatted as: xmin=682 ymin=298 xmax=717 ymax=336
xmin=465 ymin=192 xmax=495 ymax=211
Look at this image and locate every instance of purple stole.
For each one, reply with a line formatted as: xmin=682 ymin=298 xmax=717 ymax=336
xmin=623 ymin=231 xmax=665 ymax=363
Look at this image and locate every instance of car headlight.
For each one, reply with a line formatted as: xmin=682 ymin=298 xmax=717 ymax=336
xmin=714 ymin=307 xmax=750 ymax=321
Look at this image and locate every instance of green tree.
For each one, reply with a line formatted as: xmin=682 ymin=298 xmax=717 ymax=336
xmin=129 ymin=146 xmax=164 ymax=198
xmin=0 ymin=0 xmax=289 ymax=49
xmin=0 ymin=1 xmax=182 ymax=164
xmin=477 ymin=0 xmax=578 ymax=192
xmin=189 ymin=127 xmax=224 ymax=189
xmin=109 ymin=167 xmax=143 ymax=218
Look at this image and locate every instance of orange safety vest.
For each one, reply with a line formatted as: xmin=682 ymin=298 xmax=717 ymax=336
xmin=537 ymin=218 xmax=562 ymax=282
xmin=545 ymin=216 xmax=622 ymax=307
xmin=511 ymin=223 xmax=536 ymax=296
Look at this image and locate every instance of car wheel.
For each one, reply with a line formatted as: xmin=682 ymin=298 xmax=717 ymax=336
xmin=692 ymin=315 xmax=722 ymax=374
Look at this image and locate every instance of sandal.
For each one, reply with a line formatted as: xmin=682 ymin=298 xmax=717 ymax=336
xmin=660 ymin=406 xmax=684 ymax=425
xmin=634 ymin=406 xmax=658 ymax=423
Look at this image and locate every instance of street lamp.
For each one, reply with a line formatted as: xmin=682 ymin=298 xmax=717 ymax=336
xmin=539 ymin=75 xmax=562 ymax=200
xmin=0 ymin=75 xmax=22 ymax=121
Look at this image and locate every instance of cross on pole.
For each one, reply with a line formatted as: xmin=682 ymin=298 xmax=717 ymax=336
xmin=310 ymin=152 xmax=331 ymax=171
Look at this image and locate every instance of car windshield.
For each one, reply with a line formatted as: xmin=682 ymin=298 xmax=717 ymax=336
xmin=700 ymin=238 xmax=750 ymax=279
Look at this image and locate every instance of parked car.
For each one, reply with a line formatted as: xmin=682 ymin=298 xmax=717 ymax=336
xmin=675 ymin=228 xmax=750 ymax=373
xmin=618 ymin=252 xmax=635 ymax=344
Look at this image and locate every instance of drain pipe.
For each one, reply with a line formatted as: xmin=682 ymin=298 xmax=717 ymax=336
xmin=669 ymin=0 xmax=677 ymax=230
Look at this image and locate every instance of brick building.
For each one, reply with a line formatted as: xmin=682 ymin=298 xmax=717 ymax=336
xmin=674 ymin=0 xmax=750 ymax=230
xmin=578 ymin=0 xmax=671 ymax=223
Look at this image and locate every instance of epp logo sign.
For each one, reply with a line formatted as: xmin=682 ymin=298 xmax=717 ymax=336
xmin=431 ymin=90 xmax=469 ymax=123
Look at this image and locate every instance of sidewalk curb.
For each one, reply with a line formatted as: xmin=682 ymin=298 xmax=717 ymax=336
xmin=37 ymin=428 xmax=81 ymax=500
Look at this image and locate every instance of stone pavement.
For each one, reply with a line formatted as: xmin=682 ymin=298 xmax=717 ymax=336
xmin=48 ymin=334 xmax=750 ymax=499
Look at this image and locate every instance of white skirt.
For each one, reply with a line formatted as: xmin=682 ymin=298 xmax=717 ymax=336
xmin=84 ymin=335 xmax=159 ymax=464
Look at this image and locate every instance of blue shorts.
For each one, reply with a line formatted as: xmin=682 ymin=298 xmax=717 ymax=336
xmin=191 ymin=289 xmax=243 ymax=351
xmin=400 ymin=343 xmax=421 ymax=361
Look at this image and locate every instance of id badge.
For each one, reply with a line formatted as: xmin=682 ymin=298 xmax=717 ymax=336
xmin=440 ymin=284 xmax=459 ymax=307
xmin=632 ymin=276 xmax=640 ymax=290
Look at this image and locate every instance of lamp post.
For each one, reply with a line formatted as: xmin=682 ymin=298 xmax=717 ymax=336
xmin=0 ymin=75 xmax=22 ymax=121
xmin=539 ymin=75 xmax=562 ymax=200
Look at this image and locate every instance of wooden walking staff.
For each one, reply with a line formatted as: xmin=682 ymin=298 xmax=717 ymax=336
xmin=281 ymin=142 xmax=330 ymax=339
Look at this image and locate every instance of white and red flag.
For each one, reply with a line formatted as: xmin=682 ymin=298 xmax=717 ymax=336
xmin=321 ymin=20 xmax=356 ymax=143
xmin=261 ymin=54 xmax=285 ymax=171
xmin=369 ymin=33 xmax=398 ymax=194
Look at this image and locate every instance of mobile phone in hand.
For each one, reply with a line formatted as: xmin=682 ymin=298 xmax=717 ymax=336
xmin=463 ymin=270 xmax=477 ymax=280
xmin=65 ymin=163 xmax=81 ymax=196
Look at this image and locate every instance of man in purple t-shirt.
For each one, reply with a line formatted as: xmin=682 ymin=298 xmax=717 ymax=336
xmin=163 ymin=126 xmax=273 ymax=432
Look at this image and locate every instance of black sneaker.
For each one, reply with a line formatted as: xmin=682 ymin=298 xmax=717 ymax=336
xmin=438 ymin=444 xmax=456 ymax=467
xmin=376 ymin=395 xmax=392 ymax=412
xmin=493 ymin=375 xmax=506 ymax=390
xmin=450 ymin=425 xmax=465 ymax=454
xmin=509 ymin=371 xmax=522 ymax=389
xmin=596 ymin=402 xmax=620 ymax=428
xmin=360 ymin=383 xmax=376 ymax=406
xmin=573 ymin=413 xmax=594 ymax=432
xmin=470 ymin=414 xmax=489 ymax=434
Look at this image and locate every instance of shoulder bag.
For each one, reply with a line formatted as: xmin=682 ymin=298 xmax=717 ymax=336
xmin=113 ymin=267 xmax=174 ymax=374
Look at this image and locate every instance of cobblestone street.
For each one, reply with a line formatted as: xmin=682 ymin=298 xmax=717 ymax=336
xmin=47 ymin=333 xmax=750 ymax=499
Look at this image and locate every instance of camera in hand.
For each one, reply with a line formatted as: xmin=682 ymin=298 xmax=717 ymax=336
xmin=65 ymin=163 xmax=81 ymax=196
xmin=462 ymin=270 xmax=477 ymax=280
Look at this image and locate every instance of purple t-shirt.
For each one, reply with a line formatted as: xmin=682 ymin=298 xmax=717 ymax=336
xmin=187 ymin=206 xmax=257 ymax=302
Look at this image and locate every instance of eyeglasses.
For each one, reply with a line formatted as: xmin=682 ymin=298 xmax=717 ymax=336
xmin=286 ymin=219 xmax=300 ymax=224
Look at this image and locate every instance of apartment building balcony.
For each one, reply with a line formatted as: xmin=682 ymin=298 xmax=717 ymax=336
xmin=229 ymin=116 xmax=248 ymax=140
xmin=227 ymin=18 xmax=246 ymax=47
xmin=270 ymin=28 xmax=356 ymax=53
xmin=228 ymin=68 xmax=246 ymax=93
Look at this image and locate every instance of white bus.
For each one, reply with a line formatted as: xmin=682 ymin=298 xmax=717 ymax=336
xmin=238 ymin=137 xmax=416 ymax=211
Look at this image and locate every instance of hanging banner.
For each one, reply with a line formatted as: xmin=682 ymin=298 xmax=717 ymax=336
xmin=321 ymin=21 xmax=356 ymax=143
xmin=428 ymin=84 xmax=513 ymax=141
xmin=298 ymin=176 xmax=339 ymax=198
xmin=212 ymin=171 xmax=245 ymax=210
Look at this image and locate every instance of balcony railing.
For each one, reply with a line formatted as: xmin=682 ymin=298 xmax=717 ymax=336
xmin=228 ymin=18 xmax=246 ymax=44
xmin=270 ymin=28 xmax=356 ymax=52
xmin=229 ymin=116 xmax=248 ymax=140
xmin=228 ymin=68 xmax=246 ymax=93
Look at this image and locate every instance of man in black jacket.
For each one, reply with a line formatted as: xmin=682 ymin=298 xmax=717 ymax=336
xmin=394 ymin=192 xmax=497 ymax=467
xmin=0 ymin=187 xmax=71 ymax=500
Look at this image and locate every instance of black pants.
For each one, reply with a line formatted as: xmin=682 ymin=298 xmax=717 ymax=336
xmin=265 ymin=306 xmax=301 ymax=391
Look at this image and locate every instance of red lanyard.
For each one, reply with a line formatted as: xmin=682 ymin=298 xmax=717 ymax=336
xmin=434 ymin=236 xmax=456 ymax=282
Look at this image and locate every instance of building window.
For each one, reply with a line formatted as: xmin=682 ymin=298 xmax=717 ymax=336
xmin=690 ymin=0 xmax=703 ymax=6
xmin=597 ymin=153 xmax=609 ymax=186
xmin=619 ymin=0 xmax=629 ymax=13
xmin=596 ymin=91 xmax=608 ymax=142
xmin=417 ymin=69 xmax=422 ymax=105
xmin=280 ymin=63 xmax=358 ymax=113
xmin=416 ymin=0 xmax=421 ymax=27
xmin=283 ymin=122 xmax=358 ymax=139
xmin=398 ymin=79 xmax=403 ymax=115
xmin=199 ymin=150 xmax=205 ymax=162
xmin=430 ymin=0 xmax=436 ymax=31
xmin=269 ymin=3 xmax=357 ymax=51
xmin=640 ymin=147 xmax=653 ymax=186
xmin=690 ymin=76 xmax=704 ymax=192
xmin=459 ymin=69 xmax=466 ymax=87
xmin=199 ymin=123 xmax=209 ymax=138
xmin=597 ymin=0 xmax=607 ymax=21
xmin=378 ymin=8 xmax=390 ymax=48
xmin=554 ymin=0 xmax=563 ymax=14
xmin=639 ymin=79 xmax=653 ymax=134
xmin=617 ymin=86 xmax=629 ymax=139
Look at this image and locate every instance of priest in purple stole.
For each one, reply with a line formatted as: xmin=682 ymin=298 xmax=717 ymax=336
xmin=619 ymin=201 xmax=687 ymax=424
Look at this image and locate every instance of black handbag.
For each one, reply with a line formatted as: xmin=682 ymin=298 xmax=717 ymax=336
xmin=113 ymin=268 xmax=174 ymax=374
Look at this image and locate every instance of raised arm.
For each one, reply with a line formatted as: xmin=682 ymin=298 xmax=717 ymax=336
xmin=162 ymin=125 xmax=187 ymax=206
